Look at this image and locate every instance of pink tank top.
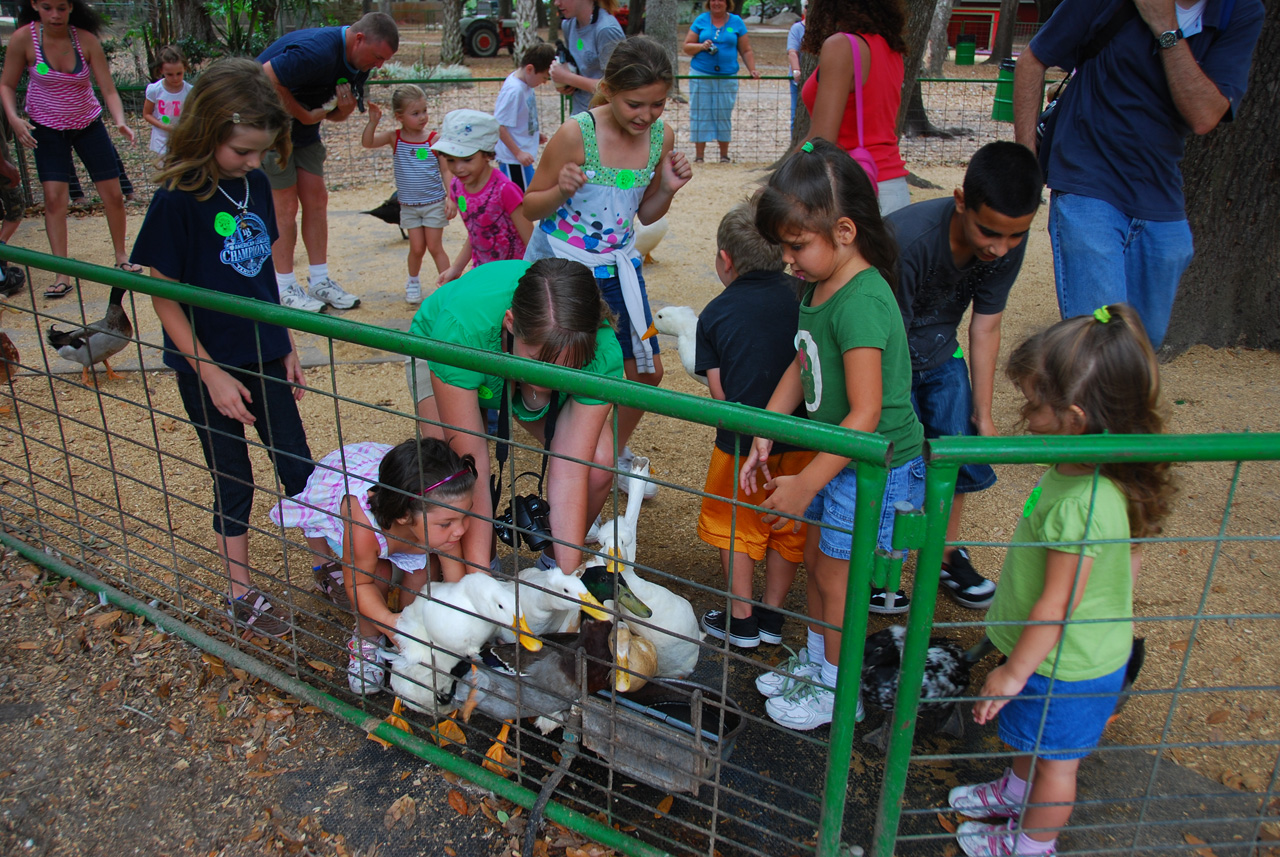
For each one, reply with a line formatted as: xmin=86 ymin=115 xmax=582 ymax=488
xmin=25 ymin=25 xmax=102 ymax=130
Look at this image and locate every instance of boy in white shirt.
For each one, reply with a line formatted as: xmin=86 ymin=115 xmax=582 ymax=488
xmin=494 ymin=43 xmax=555 ymax=193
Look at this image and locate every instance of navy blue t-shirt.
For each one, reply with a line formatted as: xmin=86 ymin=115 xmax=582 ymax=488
xmin=1031 ymin=0 xmax=1262 ymax=221
xmin=888 ymin=197 xmax=1024 ymax=372
xmin=694 ymin=270 xmax=806 ymax=455
xmin=130 ymin=169 xmax=292 ymax=374
xmin=258 ymin=26 xmax=367 ymax=147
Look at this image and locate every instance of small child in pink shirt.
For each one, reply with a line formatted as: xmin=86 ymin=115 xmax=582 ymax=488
xmin=432 ymin=109 xmax=533 ymax=284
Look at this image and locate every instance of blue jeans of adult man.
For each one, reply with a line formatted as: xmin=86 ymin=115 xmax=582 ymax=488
xmin=1049 ymin=191 xmax=1194 ymax=348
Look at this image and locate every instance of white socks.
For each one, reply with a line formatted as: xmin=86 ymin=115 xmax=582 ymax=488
xmin=276 ymin=271 xmax=297 ymax=292
xmin=309 ymin=263 xmax=329 ymax=284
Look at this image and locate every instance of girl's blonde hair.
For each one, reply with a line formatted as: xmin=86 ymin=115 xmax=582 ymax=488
xmin=391 ymin=84 xmax=427 ymax=115
xmin=1006 ymin=303 xmax=1176 ymax=538
xmin=155 ymin=58 xmax=292 ymax=201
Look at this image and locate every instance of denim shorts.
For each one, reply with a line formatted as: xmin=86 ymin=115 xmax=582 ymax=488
xmin=31 ymin=118 xmax=120 ymax=184
xmin=597 ymin=263 xmax=659 ymax=361
xmin=998 ymin=663 xmax=1125 ymax=760
xmin=804 ymin=455 xmax=925 ymax=560
xmin=911 ymin=356 xmax=996 ymax=495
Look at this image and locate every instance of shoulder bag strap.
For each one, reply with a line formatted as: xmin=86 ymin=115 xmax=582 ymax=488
xmin=846 ymin=33 xmax=867 ymax=151
xmin=1080 ymin=0 xmax=1140 ymax=63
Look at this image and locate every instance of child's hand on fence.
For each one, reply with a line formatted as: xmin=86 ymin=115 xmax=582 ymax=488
xmin=558 ymin=163 xmax=588 ymax=198
xmin=284 ymin=350 xmax=307 ymax=402
xmin=738 ymin=436 xmax=774 ymax=494
xmin=972 ymin=662 xmax=1026 ymax=725
xmin=203 ymin=366 xmax=256 ymax=425
xmin=660 ymin=150 xmax=692 ymax=195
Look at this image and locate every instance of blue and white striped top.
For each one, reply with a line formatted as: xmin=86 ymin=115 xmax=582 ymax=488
xmin=393 ymin=131 xmax=447 ymax=206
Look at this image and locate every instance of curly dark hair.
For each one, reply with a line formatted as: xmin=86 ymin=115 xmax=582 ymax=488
xmin=801 ymin=0 xmax=908 ymax=55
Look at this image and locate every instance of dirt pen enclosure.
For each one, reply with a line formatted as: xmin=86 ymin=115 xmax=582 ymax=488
xmin=0 ymin=36 xmax=1278 ymax=857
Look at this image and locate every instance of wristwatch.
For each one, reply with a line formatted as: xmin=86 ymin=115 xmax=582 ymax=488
xmin=1157 ymin=27 xmax=1184 ymax=48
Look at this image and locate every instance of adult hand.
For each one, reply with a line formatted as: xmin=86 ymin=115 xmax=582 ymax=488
xmin=659 ymin=150 xmax=692 ymax=195
xmin=517 ymin=149 xmax=536 ymax=167
xmin=702 ymin=39 xmax=714 ymax=52
xmin=557 ymin=162 xmax=588 ymax=198
xmin=203 ymin=366 xmax=255 ymax=425
xmin=334 ymin=82 xmax=356 ymax=112
xmin=972 ymin=663 xmax=1027 ymax=726
xmin=749 ymin=68 xmax=761 ymax=80
xmin=1133 ymin=0 xmax=1178 ymax=35
xmin=116 ymin=120 xmax=136 ymax=145
xmin=306 ymin=105 xmax=330 ymax=124
xmin=549 ymin=59 xmax=571 ymax=86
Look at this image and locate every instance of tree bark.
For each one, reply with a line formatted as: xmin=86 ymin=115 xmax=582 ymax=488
xmin=984 ymin=0 xmax=1020 ymax=64
xmin=771 ymin=50 xmax=818 ymax=167
xmin=441 ymin=0 xmax=463 ymax=65
xmin=1162 ymin=0 xmax=1279 ymax=356
xmin=924 ymin=0 xmax=956 ymax=76
xmin=647 ymin=0 xmax=681 ymax=96
xmin=897 ymin=0 xmax=941 ymax=133
xmin=514 ymin=0 xmax=538 ymax=62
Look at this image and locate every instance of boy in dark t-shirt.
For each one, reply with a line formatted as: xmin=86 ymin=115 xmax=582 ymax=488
xmin=887 ymin=141 xmax=1042 ymax=610
xmin=694 ymin=201 xmax=815 ymax=649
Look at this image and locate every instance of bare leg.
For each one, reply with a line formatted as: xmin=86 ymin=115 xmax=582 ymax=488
xmin=0 ymin=218 xmax=22 ymax=243
xmin=93 ymin=177 xmax=131 ymax=266
xmin=271 ymin=185 xmax=301 ymax=275
xmin=945 ymin=492 xmax=966 ymax=563
xmin=1013 ymin=755 xmax=1078 ymax=843
xmin=295 ymin=168 xmax=329 ymax=267
xmin=40 ymin=181 xmax=71 ymax=289
xmin=616 ymin=353 xmax=664 ymax=449
xmin=407 ymin=226 xmax=427 ymax=278
xmin=217 ymin=531 xmax=252 ymax=598
xmin=695 ymin=142 xmax=707 ymax=161
xmin=424 ymin=226 xmax=450 ymax=278
xmin=719 ymin=140 xmax=730 ymax=161
xmin=806 ymin=543 xmax=848 ymax=666
xmin=720 ymin=548 xmax=756 ymax=620
xmin=762 ymin=547 xmax=800 ymax=609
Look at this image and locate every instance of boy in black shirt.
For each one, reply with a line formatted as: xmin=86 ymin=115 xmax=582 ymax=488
xmin=695 ymin=201 xmax=814 ymax=648
xmin=887 ymin=141 xmax=1042 ymax=610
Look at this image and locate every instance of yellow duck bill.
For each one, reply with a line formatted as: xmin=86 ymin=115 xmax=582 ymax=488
xmin=513 ymin=614 xmax=543 ymax=651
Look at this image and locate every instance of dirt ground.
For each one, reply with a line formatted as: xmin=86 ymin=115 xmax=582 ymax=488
xmin=1 ymin=30 xmax=1278 ymax=857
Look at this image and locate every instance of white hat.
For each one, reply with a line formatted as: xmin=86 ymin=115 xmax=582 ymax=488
xmin=430 ymin=109 xmax=500 ymax=157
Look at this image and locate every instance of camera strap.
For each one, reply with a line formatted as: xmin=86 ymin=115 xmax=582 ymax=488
xmin=490 ymin=331 xmax=562 ymax=511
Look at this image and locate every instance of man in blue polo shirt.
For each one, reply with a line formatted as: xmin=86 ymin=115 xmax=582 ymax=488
xmin=258 ymin=12 xmax=399 ymax=313
xmin=1013 ymin=0 xmax=1263 ymax=348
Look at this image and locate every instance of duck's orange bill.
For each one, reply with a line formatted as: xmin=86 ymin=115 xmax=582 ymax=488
xmin=579 ymin=590 xmax=609 ymax=620
xmin=641 ymin=323 xmax=658 ymax=341
xmin=514 ymin=614 xmax=543 ymax=651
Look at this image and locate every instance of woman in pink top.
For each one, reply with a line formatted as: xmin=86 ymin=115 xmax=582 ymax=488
xmin=0 ymin=0 xmax=139 ymax=298
xmin=796 ymin=0 xmax=911 ymax=215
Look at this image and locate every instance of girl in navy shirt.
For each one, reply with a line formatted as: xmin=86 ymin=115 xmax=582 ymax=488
xmin=130 ymin=58 xmax=322 ymax=640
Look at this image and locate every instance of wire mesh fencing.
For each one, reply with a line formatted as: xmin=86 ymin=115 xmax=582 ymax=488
xmin=5 ymin=248 xmax=1274 ymax=857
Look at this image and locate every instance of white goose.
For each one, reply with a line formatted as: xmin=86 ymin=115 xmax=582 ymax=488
xmin=592 ymin=455 xmax=700 ymax=678
xmin=388 ymin=573 xmax=540 ymax=716
xmin=494 ymin=564 xmax=609 ymax=643
xmin=649 ymin=305 xmax=707 ymax=387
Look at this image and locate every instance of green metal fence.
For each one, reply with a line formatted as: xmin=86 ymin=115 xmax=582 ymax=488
xmin=2 ymin=246 xmax=1277 ymax=856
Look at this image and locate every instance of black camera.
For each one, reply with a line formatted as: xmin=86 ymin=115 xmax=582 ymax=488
xmin=495 ymin=494 xmax=553 ymax=552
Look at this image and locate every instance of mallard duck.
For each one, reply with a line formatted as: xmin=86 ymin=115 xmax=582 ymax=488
xmin=457 ymin=617 xmax=618 ymax=772
xmin=388 ymin=573 xmax=540 ymax=717
xmin=860 ymin=625 xmax=995 ymax=752
xmin=648 ymin=305 xmax=707 ymax=387
xmin=592 ymin=455 xmax=700 ymax=678
xmin=610 ymin=620 xmax=658 ymax=693
xmin=494 ymin=564 xmax=609 ymax=643
xmin=46 ymin=286 xmax=132 ymax=384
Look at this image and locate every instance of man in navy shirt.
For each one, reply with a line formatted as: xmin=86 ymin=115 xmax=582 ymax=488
xmin=258 ymin=12 xmax=399 ymax=313
xmin=1013 ymin=0 xmax=1263 ymax=348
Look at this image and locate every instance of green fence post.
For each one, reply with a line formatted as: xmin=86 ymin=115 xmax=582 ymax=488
xmin=871 ymin=461 xmax=959 ymax=857
xmin=817 ymin=459 xmax=891 ymax=857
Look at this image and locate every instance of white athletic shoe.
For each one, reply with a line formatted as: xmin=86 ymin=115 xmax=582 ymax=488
xmin=309 ymin=277 xmax=361 ymax=309
xmin=279 ymin=282 xmax=326 ymax=313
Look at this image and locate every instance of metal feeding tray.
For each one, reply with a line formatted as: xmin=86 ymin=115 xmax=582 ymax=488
xmin=582 ymin=680 xmax=744 ymax=796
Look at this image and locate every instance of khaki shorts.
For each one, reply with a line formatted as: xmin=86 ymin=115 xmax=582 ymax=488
xmin=406 ymin=356 xmax=434 ymax=404
xmin=400 ymin=199 xmax=449 ymax=230
xmin=262 ymin=141 xmax=326 ymax=189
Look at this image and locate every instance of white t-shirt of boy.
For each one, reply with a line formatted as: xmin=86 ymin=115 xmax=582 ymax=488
xmin=145 ymin=78 xmax=193 ymax=154
xmin=493 ymin=71 xmax=539 ymax=165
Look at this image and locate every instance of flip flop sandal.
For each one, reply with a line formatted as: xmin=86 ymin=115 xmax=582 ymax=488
xmin=116 ymin=261 xmax=144 ymax=274
xmin=43 ymin=281 xmax=74 ymax=299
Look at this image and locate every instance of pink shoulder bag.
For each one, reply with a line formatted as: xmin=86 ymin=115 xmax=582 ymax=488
xmin=845 ymin=32 xmax=879 ymax=193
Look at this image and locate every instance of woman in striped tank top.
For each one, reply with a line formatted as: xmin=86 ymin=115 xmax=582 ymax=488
xmin=0 ymin=0 xmax=140 ymax=299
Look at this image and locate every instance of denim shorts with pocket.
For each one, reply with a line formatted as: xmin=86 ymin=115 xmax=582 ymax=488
xmin=805 ymin=455 xmax=925 ymax=560
xmin=997 ymin=663 xmax=1125 ymax=760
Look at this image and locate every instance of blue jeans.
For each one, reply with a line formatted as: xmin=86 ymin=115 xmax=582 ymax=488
xmin=789 ymin=79 xmax=799 ymax=125
xmin=911 ymin=356 xmax=996 ymax=495
xmin=805 ymin=456 xmax=926 ymax=560
xmin=1049 ymin=191 xmax=1194 ymax=349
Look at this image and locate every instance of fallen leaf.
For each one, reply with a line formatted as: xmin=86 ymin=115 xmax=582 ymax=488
xmin=1184 ymin=832 xmax=1216 ymax=857
xmin=97 ymin=678 xmax=120 ymax=694
xmin=202 ymin=653 xmax=227 ymax=677
xmin=90 ymin=610 xmax=123 ymax=629
xmin=264 ymin=707 xmax=293 ymax=722
xmin=1169 ymin=639 xmax=1190 ymax=653
xmin=16 ymin=641 xmax=39 ymax=650
xmin=168 ymin=717 xmax=187 ymax=735
xmin=937 ymin=813 xmax=957 ymax=833
xmin=307 ymin=659 xmax=334 ymax=673
xmin=445 ymin=848 xmax=457 ymax=856
xmin=447 ymin=789 xmax=471 ymax=816
xmin=654 ymin=795 xmax=674 ymax=818
xmin=156 ymin=681 xmax=171 ymax=698
xmin=1206 ymin=710 xmax=1230 ymax=724
xmin=246 ymin=749 xmax=268 ymax=767
xmin=384 ymin=794 xmax=416 ymax=831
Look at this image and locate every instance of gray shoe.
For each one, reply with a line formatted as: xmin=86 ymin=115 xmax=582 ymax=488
xmin=279 ymin=281 xmax=325 ymax=312
xmin=309 ymin=277 xmax=360 ymax=309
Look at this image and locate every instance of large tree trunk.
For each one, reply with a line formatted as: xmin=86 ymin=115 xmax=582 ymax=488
xmin=984 ymin=0 xmax=1020 ymax=64
xmin=924 ymin=0 xmax=956 ymax=76
xmin=647 ymin=0 xmax=681 ymax=96
xmin=897 ymin=0 xmax=941 ymax=133
xmin=441 ymin=0 xmax=463 ymax=65
xmin=1162 ymin=1 xmax=1279 ymax=356
xmin=514 ymin=0 xmax=538 ymax=62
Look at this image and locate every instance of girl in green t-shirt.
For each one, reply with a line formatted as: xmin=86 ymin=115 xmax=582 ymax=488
xmin=739 ymin=139 xmax=925 ymax=732
xmin=950 ymin=304 xmax=1175 ymax=857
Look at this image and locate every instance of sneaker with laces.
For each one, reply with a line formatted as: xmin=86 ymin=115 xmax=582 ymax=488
xmin=941 ymin=548 xmax=997 ymax=609
xmin=756 ymin=646 xmax=822 ymax=698
xmin=309 ymin=277 xmax=361 ymax=309
xmin=701 ymin=609 xmax=760 ymax=648
xmin=869 ymin=587 xmax=911 ymax=615
xmin=756 ymin=607 xmax=785 ymax=645
xmin=949 ymin=768 xmax=1024 ymax=820
xmin=956 ymin=820 xmax=1054 ymax=857
xmin=405 ymin=280 xmax=422 ymax=304
xmin=279 ymin=281 xmax=326 ymax=312
xmin=616 ymin=446 xmax=658 ymax=500
xmin=764 ymin=680 xmax=864 ymax=730
xmin=228 ymin=588 xmax=293 ymax=639
xmin=348 ymin=635 xmax=391 ymax=694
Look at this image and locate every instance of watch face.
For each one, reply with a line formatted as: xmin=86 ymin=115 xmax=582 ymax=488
xmin=1159 ymin=29 xmax=1180 ymax=47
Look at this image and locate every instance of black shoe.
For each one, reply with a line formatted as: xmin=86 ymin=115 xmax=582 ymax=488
xmin=702 ymin=609 xmax=760 ymax=648
xmin=940 ymin=548 xmax=996 ymax=609
xmin=869 ymin=588 xmax=910 ymax=615
xmin=756 ymin=607 xmax=785 ymax=645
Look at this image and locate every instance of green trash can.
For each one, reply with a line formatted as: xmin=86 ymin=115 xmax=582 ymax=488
xmin=992 ymin=57 xmax=1016 ymax=121
xmin=955 ymin=34 xmax=977 ymax=65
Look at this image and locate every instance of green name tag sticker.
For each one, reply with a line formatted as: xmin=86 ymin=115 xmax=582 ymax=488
xmin=726 ymin=27 xmax=734 ymax=35
xmin=415 ymin=147 xmax=429 ymax=160
xmin=214 ymin=212 xmax=236 ymax=237
xmin=336 ymin=77 xmax=348 ymax=85
xmin=616 ymin=169 xmax=636 ymax=189
xmin=522 ymin=20 xmax=531 ymax=28
xmin=35 ymin=62 xmax=49 ymax=75
xmin=477 ymin=385 xmax=494 ymax=400
xmin=161 ymin=115 xmax=171 ymax=125
xmin=458 ymin=196 xmax=468 ymax=213
xmin=1021 ymin=485 xmax=1043 ymax=518
xmin=576 ymin=38 xmax=584 ymax=50
xmin=953 ymin=345 xmax=964 ymax=359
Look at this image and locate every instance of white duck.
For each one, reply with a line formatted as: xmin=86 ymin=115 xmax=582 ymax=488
xmin=648 ymin=305 xmax=707 ymax=387
xmin=592 ymin=455 xmax=700 ymax=678
xmin=634 ymin=216 xmax=669 ymax=264
xmin=388 ymin=573 xmax=540 ymax=716
xmin=494 ymin=564 xmax=609 ymax=643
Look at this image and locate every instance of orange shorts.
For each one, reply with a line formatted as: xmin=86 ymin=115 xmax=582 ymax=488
xmin=697 ymin=446 xmax=817 ymax=563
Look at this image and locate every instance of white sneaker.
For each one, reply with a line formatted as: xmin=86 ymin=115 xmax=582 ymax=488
xmin=309 ymin=277 xmax=361 ymax=309
xmin=405 ymin=280 xmax=422 ymax=304
xmin=756 ymin=647 xmax=821 ymax=698
xmin=279 ymin=281 xmax=326 ymax=313
xmin=347 ymin=635 xmax=390 ymax=695
xmin=616 ymin=445 xmax=658 ymax=500
xmin=764 ymin=680 xmax=864 ymax=731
